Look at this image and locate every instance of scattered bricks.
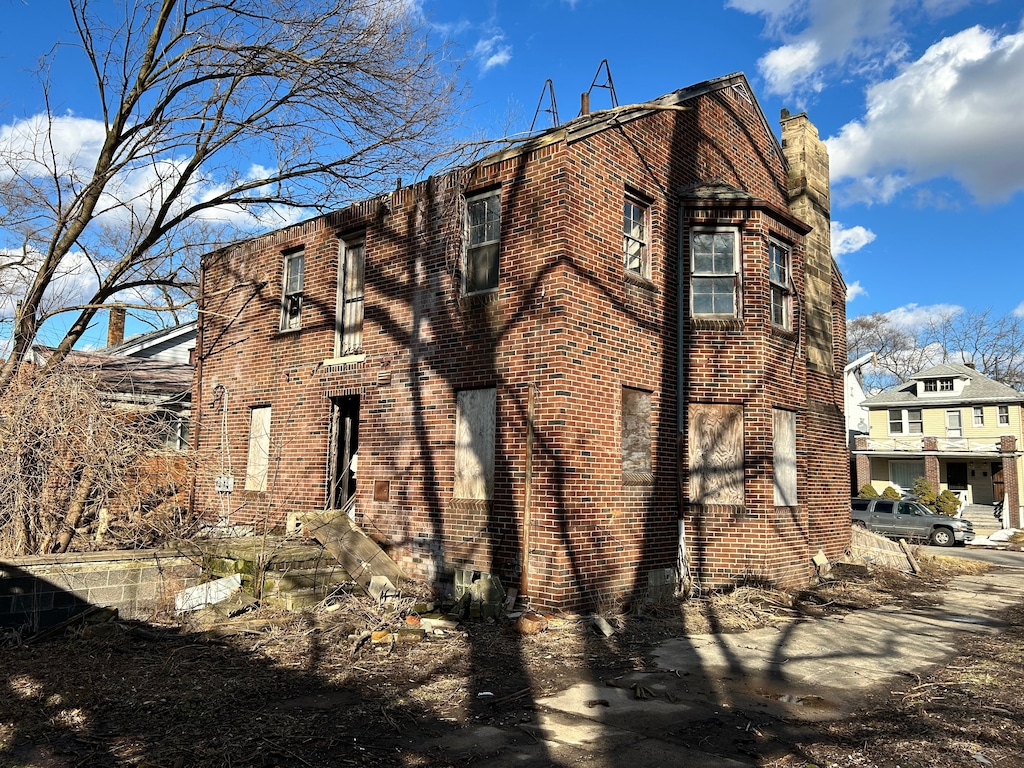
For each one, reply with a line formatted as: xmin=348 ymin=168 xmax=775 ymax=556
xmin=371 ymin=630 xmax=393 ymax=644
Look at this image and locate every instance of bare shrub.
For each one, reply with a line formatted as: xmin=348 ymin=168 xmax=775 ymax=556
xmin=0 ymin=366 xmax=195 ymax=555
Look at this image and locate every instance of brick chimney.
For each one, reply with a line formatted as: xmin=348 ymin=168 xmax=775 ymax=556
xmin=107 ymin=306 xmax=126 ymax=347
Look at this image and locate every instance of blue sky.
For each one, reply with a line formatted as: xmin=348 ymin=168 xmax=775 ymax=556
xmin=2 ymin=0 xmax=1024 ymax=348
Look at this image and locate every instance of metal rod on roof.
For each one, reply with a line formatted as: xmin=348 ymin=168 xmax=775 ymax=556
xmin=578 ymin=58 xmax=618 ymax=117
xmin=529 ymin=78 xmax=560 ymax=132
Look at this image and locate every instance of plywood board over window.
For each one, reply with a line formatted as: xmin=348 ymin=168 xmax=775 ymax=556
xmin=773 ymin=408 xmax=797 ymax=506
xmin=454 ymin=388 xmax=496 ymax=500
xmin=245 ymin=405 xmax=272 ymax=491
xmin=688 ymin=404 xmax=744 ymax=505
xmin=622 ymin=387 xmax=652 ymax=483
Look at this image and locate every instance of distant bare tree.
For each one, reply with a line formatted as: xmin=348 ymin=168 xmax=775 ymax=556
xmin=923 ymin=309 xmax=1024 ymax=391
xmin=0 ymin=0 xmax=462 ymax=390
xmin=849 ymin=309 xmax=1024 ymax=392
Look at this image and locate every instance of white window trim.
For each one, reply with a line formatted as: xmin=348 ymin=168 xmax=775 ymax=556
xmin=463 ymin=190 xmax=501 ymax=296
xmin=335 ymin=236 xmax=366 ymax=358
xmin=998 ymin=405 xmax=1010 ymax=426
xmin=280 ymin=249 xmax=304 ymax=331
xmin=946 ymin=409 xmax=963 ymax=437
xmin=691 ymin=227 xmax=740 ymax=318
xmin=623 ymin=197 xmax=650 ymax=279
xmin=888 ymin=408 xmax=923 ymax=435
xmin=973 ymin=406 xmax=985 ymax=427
xmin=768 ymin=239 xmax=791 ymax=329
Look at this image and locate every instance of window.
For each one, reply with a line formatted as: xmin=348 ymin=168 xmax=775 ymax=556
xmin=773 ymin=409 xmax=797 ymax=506
xmin=768 ymin=241 xmax=790 ymax=328
xmin=245 ymin=405 xmax=272 ymax=491
xmin=454 ymin=388 xmax=496 ymax=500
xmin=623 ymin=198 xmax=649 ymax=278
xmin=464 ymin=191 xmax=501 ymax=294
xmin=873 ymin=500 xmax=895 ymax=515
xmin=889 ymin=460 xmax=924 ymax=491
xmin=888 ymin=408 xmax=922 ymax=434
xmin=691 ymin=229 xmax=739 ymax=316
xmin=946 ymin=409 xmax=962 ymax=437
xmin=999 ymin=406 xmax=1010 ymax=426
xmin=622 ymin=387 xmax=652 ymax=482
xmin=337 ymin=238 xmax=365 ymax=356
xmin=280 ymin=250 xmax=304 ymax=331
xmin=973 ymin=407 xmax=985 ymax=427
xmin=924 ymin=378 xmax=954 ymax=392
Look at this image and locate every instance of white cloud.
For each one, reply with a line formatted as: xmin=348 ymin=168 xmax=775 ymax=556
xmin=883 ymin=302 xmax=963 ymax=332
xmin=1014 ymin=301 xmax=1024 ymax=317
xmin=731 ymin=0 xmax=984 ymax=98
xmin=831 ymin=221 xmax=877 ymax=256
xmin=760 ymin=40 xmax=823 ymax=95
xmin=472 ymin=34 xmax=512 ymax=73
xmin=828 ymin=23 xmax=1024 ymax=203
xmin=846 ymin=280 xmax=867 ymax=301
xmin=0 ymin=113 xmax=106 ymax=180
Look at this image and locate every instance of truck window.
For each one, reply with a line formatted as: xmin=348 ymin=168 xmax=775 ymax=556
xmin=874 ymin=501 xmax=895 ymax=515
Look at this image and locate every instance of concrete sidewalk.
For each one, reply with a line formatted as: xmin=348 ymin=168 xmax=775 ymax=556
xmin=423 ymin=565 xmax=1024 ymax=767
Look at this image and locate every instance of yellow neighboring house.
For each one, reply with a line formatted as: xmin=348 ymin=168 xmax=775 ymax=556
xmin=853 ymin=362 xmax=1024 ymax=529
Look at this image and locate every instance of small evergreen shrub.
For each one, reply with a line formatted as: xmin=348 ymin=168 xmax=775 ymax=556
xmin=881 ymin=486 xmax=901 ymax=499
xmin=912 ymin=477 xmax=938 ymax=512
xmin=857 ymin=483 xmax=879 ymax=498
xmin=936 ymin=489 xmax=961 ymax=517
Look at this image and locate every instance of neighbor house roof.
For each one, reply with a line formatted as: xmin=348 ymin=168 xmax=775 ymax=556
xmin=29 ymin=346 xmax=192 ymax=405
xmin=863 ymin=362 xmax=1024 ymax=408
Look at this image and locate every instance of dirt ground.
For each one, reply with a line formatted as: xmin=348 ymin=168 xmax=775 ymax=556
xmin=1 ymin=553 xmax=1021 ymax=768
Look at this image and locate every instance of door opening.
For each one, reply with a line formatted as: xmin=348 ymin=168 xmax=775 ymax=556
xmin=328 ymin=395 xmax=360 ymax=510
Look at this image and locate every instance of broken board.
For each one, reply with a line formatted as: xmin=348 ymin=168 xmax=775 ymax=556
xmin=298 ymin=510 xmax=405 ymax=591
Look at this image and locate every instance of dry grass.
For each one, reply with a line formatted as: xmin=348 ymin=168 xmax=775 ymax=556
xmin=0 ymin=551 xmax=1012 ymax=767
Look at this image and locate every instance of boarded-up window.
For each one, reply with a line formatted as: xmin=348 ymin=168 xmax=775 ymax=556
xmin=454 ymin=388 xmax=496 ymax=500
xmin=622 ymin=387 xmax=652 ymax=481
xmin=245 ymin=405 xmax=272 ymax=491
xmin=688 ymin=404 xmax=744 ymax=505
xmin=773 ymin=409 xmax=797 ymax=506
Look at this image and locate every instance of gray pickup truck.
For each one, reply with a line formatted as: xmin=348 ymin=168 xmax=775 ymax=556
xmin=851 ymin=498 xmax=974 ymax=547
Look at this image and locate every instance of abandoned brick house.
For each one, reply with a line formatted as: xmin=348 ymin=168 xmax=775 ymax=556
xmin=191 ymin=72 xmax=850 ymax=610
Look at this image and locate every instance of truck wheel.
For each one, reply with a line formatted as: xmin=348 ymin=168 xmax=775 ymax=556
xmin=930 ymin=527 xmax=955 ymax=547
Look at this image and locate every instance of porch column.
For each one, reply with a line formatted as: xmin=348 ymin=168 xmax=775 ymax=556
xmin=923 ymin=437 xmax=940 ymax=490
xmin=999 ymin=435 xmax=1021 ymax=528
xmin=853 ymin=436 xmax=870 ymax=491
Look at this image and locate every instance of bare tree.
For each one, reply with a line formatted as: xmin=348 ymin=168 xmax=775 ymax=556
xmin=849 ymin=308 xmax=1024 ymax=392
xmin=923 ymin=308 xmax=1024 ymax=391
xmin=0 ymin=0 xmax=462 ymax=389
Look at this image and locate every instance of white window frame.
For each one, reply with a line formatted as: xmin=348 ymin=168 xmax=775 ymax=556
xmin=464 ymin=190 xmax=501 ymax=295
xmin=946 ymin=409 xmax=962 ymax=438
xmin=888 ymin=408 xmax=923 ymax=435
xmin=691 ymin=228 xmax=739 ymax=317
xmin=623 ymin=197 xmax=649 ymax=278
xmin=998 ymin=405 xmax=1010 ymax=426
xmin=336 ymin=236 xmax=366 ymax=357
xmin=245 ymin=405 xmax=272 ymax=492
xmin=768 ymin=240 xmax=790 ymax=329
xmin=280 ymin=249 xmax=304 ymax=331
xmin=973 ymin=406 xmax=984 ymax=427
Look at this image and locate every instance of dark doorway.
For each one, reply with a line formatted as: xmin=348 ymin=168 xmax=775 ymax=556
xmin=946 ymin=461 xmax=968 ymax=491
xmin=328 ymin=396 xmax=359 ymax=510
xmin=992 ymin=461 xmax=1005 ymax=504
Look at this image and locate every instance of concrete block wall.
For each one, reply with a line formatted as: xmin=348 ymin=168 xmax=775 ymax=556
xmin=1 ymin=549 xmax=203 ymax=632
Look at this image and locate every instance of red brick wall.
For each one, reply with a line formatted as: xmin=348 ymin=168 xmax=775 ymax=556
xmin=194 ymin=78 xmax=849 ymax=610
